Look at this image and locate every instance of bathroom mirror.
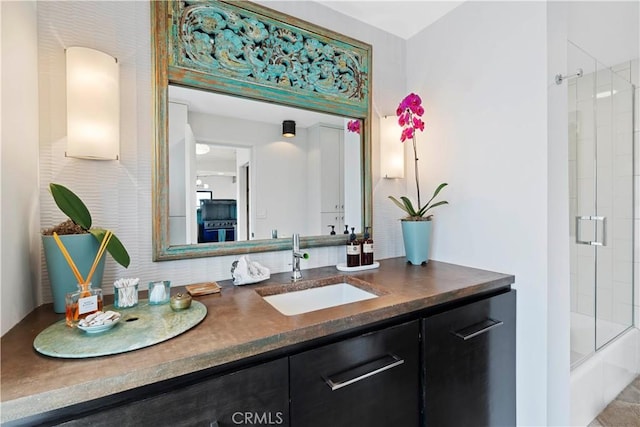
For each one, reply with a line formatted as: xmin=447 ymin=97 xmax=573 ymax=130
xmin=152 ymin=0 xmax=372 ymax=260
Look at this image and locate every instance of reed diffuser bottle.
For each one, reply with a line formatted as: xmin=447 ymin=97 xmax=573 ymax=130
xmin=66 ymin=283 xmax=103 ymax=327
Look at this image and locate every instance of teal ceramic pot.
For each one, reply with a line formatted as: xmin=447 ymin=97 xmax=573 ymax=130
xmin=42 ymin=234 xmax=106 ymax=313
xmin=401 ymin=220 xmax=433 ymax=265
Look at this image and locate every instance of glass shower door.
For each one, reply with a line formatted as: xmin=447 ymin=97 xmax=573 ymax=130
xmin=594 ymin=64 xmax=634 ymax=349
xmin=568 ymin=41 xmax=635 ymax=367
xmin=569 ymin=42 xmax=598 ymax=366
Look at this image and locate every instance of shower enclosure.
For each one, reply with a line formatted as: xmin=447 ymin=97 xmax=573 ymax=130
xmin=567 ymin=41 xmax=635 ymax=367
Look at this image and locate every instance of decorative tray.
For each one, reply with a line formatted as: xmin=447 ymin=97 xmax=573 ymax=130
xmin=335 ymin=262 xmax=380 ymax=272
xmin=33 ymin=299 xmax=207 ymax=359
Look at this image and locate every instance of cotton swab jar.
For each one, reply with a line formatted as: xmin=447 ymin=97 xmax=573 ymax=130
xmin=113 ymin=278 xmax=139 ymax=308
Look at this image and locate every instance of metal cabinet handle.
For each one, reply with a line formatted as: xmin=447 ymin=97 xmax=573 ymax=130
xmin=324 ymin=354 xmax=404 ymax=391
xmin=452 ymin=318 xmax=504 ymax=340
xmin=575 ymin=216 xmax=607 ymax=246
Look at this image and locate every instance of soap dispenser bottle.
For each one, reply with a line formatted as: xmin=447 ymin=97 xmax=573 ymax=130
xmin=361 ymin=226 xmax=374 ymax=266
xmin=346 ymin=227 xmax=361 ymax=267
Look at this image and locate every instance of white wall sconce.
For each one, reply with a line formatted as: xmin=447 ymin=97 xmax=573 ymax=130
xmin=195 ymin=143 xmax=210 ymax=155
xmin=380 ymin=115 xmax=405 ymax=178
xmin=66 ymin=47 xmax=119 ymax=160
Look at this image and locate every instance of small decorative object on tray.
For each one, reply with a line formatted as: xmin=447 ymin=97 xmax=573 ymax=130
xmin=113 ymin=277 xmax=139 ymax=308
xmin=77 ymin=310 xmax=121 ymax=334
xmin=170 ymin=293 xmax=192 ymax=311
xmin=231 ymin=256 xmax=270 ymax=285
xmin=185 ymin=282 xmax=221 ymax=296
xmin=148 ymin=280 xmax=171 ymax=305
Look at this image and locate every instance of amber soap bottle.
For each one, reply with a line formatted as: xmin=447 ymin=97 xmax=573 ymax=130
xmin=347 ymin=227 xmax=361 ymax=267
xmin=361 ymin=226 xmax=374 ymax=266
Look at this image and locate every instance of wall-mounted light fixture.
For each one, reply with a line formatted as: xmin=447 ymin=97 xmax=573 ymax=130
xmin=66 ymin=47 xmax=119 ymax=160
xmin=195 ymin=143 xmax=210 ymax=155
xmin=282 ymin=120 xmax=296 ymax=138
xmin=380 ymin=115 xmax=405 ymax=178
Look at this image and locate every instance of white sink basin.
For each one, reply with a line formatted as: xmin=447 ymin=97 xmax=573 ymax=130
xmin=261 ymin=282 xmax=378 ymax=316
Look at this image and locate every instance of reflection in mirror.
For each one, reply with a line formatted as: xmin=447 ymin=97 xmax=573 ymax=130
xmin=168 ymin=85 xmax=363 ymax=247
xmin=152 ymin=1 xmax=372 ymax=260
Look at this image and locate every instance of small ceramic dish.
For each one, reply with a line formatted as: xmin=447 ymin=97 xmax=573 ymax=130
xmin=77 ymin=316 xmax=120 ymax=334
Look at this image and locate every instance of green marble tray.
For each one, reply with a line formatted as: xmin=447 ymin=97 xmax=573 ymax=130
xmin=33 ymin=300 xmax=207 ymax=359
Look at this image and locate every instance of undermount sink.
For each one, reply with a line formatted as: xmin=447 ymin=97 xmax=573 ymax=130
xmin=257 ymin=276 xmax=382 ymax=316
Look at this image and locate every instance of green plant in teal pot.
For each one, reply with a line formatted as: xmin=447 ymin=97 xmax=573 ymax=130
xmin=42 ymin=183 xmax=130 ymax=312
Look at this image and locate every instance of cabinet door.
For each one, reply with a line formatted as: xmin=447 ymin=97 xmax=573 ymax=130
xmin=290 ymin=320 xmax=419 ymax=427
xmin=61 ymin=358 xmax=289 ymax=427
xmin=422 ymin=290 xmax=516 ymax=427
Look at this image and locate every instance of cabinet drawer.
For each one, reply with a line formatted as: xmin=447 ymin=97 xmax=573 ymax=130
xmin=422 ymin=289 xmax=516 ymax=427
xmin=290 ymin=320 xmax=420 ymax=427
xmin=60 ymin=358 xmax=289 ymax=427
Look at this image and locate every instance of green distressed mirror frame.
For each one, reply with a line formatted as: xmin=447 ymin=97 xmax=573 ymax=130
xmin=152 ymin=0 xmax=372 ymax=261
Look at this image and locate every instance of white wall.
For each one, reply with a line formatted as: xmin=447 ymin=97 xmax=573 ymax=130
xmin=547 ymin=2 xmax=572 ymax=424
xmin=406 ymin=3 xmax=549 ymax=425
xmin=633 ymin=57 xmax=640 ymax=332
xmin=1 ymin=2 xmax=40 ymax=335
xmin=0 ymin=1 xmax=409 ymax=335
xmin=567 ymin=1 xmax=639 ymax=69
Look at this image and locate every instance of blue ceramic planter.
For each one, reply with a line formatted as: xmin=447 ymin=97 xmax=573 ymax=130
xmin=401 ymin=220 xmax=432 ymax=265
xmin=42 ymin=234 xmax=106 ymax=313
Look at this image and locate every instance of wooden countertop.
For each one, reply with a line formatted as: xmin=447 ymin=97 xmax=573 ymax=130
xmin=0 ymin=258 xmax=514 ymax=422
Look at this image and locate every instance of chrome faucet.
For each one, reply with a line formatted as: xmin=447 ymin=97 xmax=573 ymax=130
xmin=291 ymin=233 xmax=308 ymax=281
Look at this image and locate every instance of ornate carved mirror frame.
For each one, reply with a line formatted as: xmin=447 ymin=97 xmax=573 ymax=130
xmin=152 ymin=0 xmax=372 ymax=261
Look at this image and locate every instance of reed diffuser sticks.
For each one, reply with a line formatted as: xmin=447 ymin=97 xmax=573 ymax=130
xmin=52 ymin=232 xmax=84 ymax=284
xmin=85 ymin=231 xmax=112 ymax=286
xmin=52 ymin=230 xmax=113 ymax=287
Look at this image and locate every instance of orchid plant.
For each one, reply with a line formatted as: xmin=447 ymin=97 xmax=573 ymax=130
xmin=388 ymin=93 xmax=448 ymax=220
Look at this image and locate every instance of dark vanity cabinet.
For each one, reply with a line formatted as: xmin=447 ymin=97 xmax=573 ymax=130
xmin=16 ymin=289 xmax=516 ymax=427
xmin=422 ymin=289 xmax=516 ymax=427
xmin=290 ymin=320 xmax=420 ymax=427
xmin=59 ymin=358 xmax=289 ymax=427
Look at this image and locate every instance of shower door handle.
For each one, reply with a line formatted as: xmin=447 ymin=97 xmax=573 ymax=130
xmin=575 ymin=216 xmax=607 ymax=246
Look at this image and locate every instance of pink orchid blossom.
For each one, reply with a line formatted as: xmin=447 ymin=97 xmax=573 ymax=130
xmin=346 ymin=119 xmax=361 ymax=134
xmin=413 ymin=117 xmax=425 ymax=132
xmin=396 ymin=92 xmax=426 ymax=206
xmin=396 ymin=92 xmax=425 ymax=142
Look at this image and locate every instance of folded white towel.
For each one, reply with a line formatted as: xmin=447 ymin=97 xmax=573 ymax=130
xmin=232 ymin=256 xmax=270 ymax=285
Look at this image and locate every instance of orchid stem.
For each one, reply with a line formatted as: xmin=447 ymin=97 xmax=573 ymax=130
xmin=412 ymin=135 xmax=421 ymax=209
